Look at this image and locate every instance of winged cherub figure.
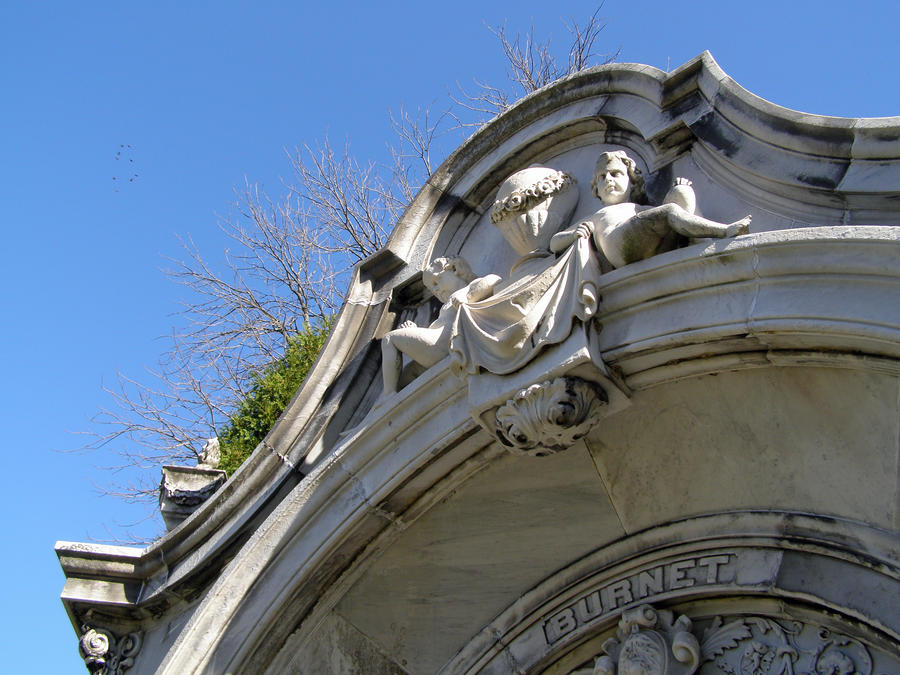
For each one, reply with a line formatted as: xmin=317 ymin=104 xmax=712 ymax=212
xmin=551 ymin=150 xmax=751 ymax=268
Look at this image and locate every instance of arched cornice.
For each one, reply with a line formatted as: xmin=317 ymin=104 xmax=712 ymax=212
xmin=57 ymin=53 xmax=900 ymax=674
xmin=158 ymin=227 xmax=900 ymax=674
xmin=442 ymin=511 xmax=900 ymax=674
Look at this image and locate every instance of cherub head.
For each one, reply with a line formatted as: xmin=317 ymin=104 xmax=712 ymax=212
xmin=423 ymin=256 xmax=476 ymax=303
xmin=591 ymin=151 xmax=648 ymax=205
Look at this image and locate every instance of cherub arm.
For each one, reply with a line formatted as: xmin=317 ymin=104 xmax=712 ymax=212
xmin=464 ymin=274 xmax=502 ymax=303
xmin=550 ymin=220 xmax=594 ymax=253
xmin=446 ymin=274 xmax=502 ymax=308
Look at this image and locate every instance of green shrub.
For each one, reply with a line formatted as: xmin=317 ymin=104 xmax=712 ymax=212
xmin=217 ymin=323 xmax=330 ymax=475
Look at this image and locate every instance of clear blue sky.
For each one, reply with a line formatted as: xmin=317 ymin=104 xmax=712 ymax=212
xmin=2 ymin=1 xmax=897 ymax=671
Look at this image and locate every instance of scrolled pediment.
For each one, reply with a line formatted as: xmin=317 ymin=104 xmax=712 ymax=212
xmin=57 ymin=53 xmax=900 ymax=675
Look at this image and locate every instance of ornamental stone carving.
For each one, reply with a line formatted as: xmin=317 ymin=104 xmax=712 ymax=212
xmin=198 ymin=436 xmax=221 ymax=469
xmin=378 ymin=150 xmax=753 ymax=395
xmin=551 ymin=151 xmax=751 ymax=269
xmin=490 ymin=166 xmax=579 ymax=258
xmin=158 ymin=464 xmax=227 ymax=530
xmin=380 ymin=256 xmax=500 ymax=396
xmin=494 ymin=376 xmax=607 ymax=456
xmin=579 ymin=606 xmax=887 ymax=675
xmin=78 ymin=626 xmax=142 ymax=675
xmin=698 ymin=615 xmax=876 ymax=675
xmin=594 ymin=605 xmax=700 ymax=675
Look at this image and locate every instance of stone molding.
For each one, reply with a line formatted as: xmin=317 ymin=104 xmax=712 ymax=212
xmin=441 ymin=512 xmax=900 ymax=674
xmin=55 ymin=52 xmax=900 ymax=673
xmin=572 ymin=604 xmax=892 ymax=675
xmin=593 ymin=226 xmax=900 ymax=388
xmin=57 ymin=229 xmax=900 ymax=673
xmin=158 ymin=465 xmax=227 ymax=531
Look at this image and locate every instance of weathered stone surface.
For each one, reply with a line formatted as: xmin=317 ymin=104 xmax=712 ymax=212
xmin=333 ymin=442 xmax=624 ymax=673
xmin=158 ymin=465 xmax=227 ymax=531
xmin=278 ymin=611 xmax=408 ymax=674
xmin=55 ymin=53 xmax=900 ymax=674
xmin=443 ymin=513 xmax=900 ymax=673
xmin=585 ymin=366 xmax=900 ymax=532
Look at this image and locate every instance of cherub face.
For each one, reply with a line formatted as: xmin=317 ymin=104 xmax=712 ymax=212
xmin=595 ymin=157 xmax=631 ymax=205
xmin=428 ymin=269 xmax=468 ymax=303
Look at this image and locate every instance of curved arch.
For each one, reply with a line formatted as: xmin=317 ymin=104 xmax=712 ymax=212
xmin=443 ymin=512 xmax=900 ymax=673
xmin=58 ymin=53 xmax=900 ymax=675
xmin=142 ymin=57 xmax=900 ymax=609
xmin=159 ymin=230 xmax=900 ymax=674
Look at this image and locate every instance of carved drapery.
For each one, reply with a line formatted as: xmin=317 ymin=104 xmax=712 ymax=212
xmin=448 ymin=236 xmax=601 ymax=376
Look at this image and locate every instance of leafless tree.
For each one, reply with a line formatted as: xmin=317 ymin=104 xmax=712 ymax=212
xmin=454 ymin=5 xmax=619 ymax=125
xmin=83 ymin=8 xmax=618 ymax=510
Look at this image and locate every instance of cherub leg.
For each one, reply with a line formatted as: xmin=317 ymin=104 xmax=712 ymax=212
xmin=381 ymin=336 xmax=403 ymax=395
xmin=663 ymin=177 xmax=697 ymax=215
xmin=381 ymin=326 xmax=448 ymax=394
xmin=635 ymin=203 xmax=751 ymax=239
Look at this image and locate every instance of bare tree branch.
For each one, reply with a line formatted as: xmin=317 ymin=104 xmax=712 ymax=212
xmin=80 ymin=8 xmax=618 ymax=525
xmin=453 ymin=4 xmax=618 ymax=126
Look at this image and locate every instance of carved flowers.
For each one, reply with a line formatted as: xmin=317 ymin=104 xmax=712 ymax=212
xmin=490 ymin=169 xmax=576 ymax=225
xmin=494 ymin=377 xmax=607 ymax=456
xmin=699 ymin=616 xmax=874 ymax=675
xmin=490 ymin=166 xmax=579 ymax=256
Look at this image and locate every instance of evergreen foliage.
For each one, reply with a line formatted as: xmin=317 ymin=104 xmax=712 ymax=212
xmin=217 ymin=322 xmax=330 ymax=475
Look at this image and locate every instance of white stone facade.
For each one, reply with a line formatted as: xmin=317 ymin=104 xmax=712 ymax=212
xmin=57 ymin=53 xmax=900 ymax=674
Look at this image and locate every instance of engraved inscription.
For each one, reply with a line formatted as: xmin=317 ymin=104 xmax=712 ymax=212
xmin=543 ymin=554 xmax=734 ymax=644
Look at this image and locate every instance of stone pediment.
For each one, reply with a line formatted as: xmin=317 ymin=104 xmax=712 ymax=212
xmin=56 ymin=53 xmax=900 ymax=674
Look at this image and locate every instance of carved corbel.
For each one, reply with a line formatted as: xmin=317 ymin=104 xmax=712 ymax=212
xmin=493 ymin=376 xmax=607 ymax=457
xmin=79 ymin=625 xmax=142 ymax=675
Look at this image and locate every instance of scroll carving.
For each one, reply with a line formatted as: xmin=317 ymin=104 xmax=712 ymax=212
xmin=494 ymin=377 xmax=606 ymax=456
xmin=573 ymin=606 xmax=886 ymax=675
xmin=593 ymin=605 xmax=700 ymax=675
xmin=699 ymin=615 xmax=875 ymax=675
xmin=79 ymin=626 xmax=142 ymax=674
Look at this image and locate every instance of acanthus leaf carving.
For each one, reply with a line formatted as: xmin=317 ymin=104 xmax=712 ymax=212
xmin=494 ymin=376 xmax=607 ymax=456
xmin=577 ymin=607 xmax=884 ymax=675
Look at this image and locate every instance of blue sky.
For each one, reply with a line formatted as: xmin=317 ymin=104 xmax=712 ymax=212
xmin=2 ymin=1 xmax=898 ymax=671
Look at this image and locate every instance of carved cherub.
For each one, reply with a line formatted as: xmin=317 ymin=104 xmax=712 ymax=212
xmin=381 ymin=257 xmax=501 ymax=395
xmin=550 ymin=150 xmax=752 ymax=268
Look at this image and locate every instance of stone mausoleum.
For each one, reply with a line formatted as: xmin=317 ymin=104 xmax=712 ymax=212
xmin=57 ymin=53 xmax=900 ymax=674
